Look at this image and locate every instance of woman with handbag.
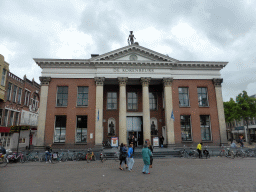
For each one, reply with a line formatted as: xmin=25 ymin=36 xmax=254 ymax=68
xmin=148 ymin=142 xmax=153 ymax=168
xmin=119 ymin=143 xmax=128 ymax=170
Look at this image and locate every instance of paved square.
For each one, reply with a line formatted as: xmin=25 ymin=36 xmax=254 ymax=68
xmin=1 ymin=157 xmax=256 ymax=192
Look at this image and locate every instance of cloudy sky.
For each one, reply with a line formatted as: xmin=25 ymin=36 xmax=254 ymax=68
xmin=0 ymin=0 xmax=255 ymax=101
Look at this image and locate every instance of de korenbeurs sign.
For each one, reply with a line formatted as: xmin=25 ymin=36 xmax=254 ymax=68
xmin=113 ymin=68 xmax=154 ymax=73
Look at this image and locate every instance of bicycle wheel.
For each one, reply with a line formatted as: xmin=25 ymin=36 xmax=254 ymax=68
xmin=93 ymin=155 xmax=96 ymax=161
xmin=219 ymin=151 xmax=224 ymax=157
xmin=87 ymin=156 xmax=90 ymax=163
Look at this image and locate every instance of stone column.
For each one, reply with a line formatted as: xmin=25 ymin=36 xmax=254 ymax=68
xmin=94 ymin=77 xmax=105 ymax=146
xmin=213 ymin=78 xmax=228 ymax=144
xmin=141 ymin=77 xmax=151 ymax=142
xmin=36 ymin=77 xmax=51 ymax=147
xmin=163 ymin=78 xmax=175 ymax=145
xmin=118 ymin=77 xmax=128 ymax=145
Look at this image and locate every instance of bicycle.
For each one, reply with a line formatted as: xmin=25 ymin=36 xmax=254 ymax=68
xmin=203 ymin=146 xmax=210 ymax=159
xmin=25 ymin=151 xmax=40 ymax=162
xmin=234 ymin=147 xmax=247 ymax=158
xmin=245 ymin=149 xmax=256 ymax=157
xmin=219 ymin=145 xmax=226 ymax=157
xmin=76 ymin=151 xmax=87 ymax=161
xmin=86 ymin=148 xmax=96 ymax=163
xmin=180 ymin=145 xmax=189 ymax=158
xmin=100 ymin=150 xmax=107 ymax=163
xmin=0 ymin=153 xmax=8 ymax=167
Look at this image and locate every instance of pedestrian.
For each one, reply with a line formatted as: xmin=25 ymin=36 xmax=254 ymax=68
xmin=45 ymin=144 xmax=52 ymax=163
xmin=0 ymin=141 xmax=7 ymax=159
xmin=239 ymin=135 xmax=244 ymax=148
xmin=119 ymin=143 xmax=128 ymax=170
xmin=160 ymin=135 xmax=164 ymax=148
xmin=148 ymin=142 xmax=153 ymax=168
xmin=132 ymin=135 xmax=136 ymax=154
xmin=197 ymin=142 xmax=203 ymax=158
xmin=127 ymin=144 xmax=134 ymax=172
xmin=142 ymin=144 xmax=152 ymax=174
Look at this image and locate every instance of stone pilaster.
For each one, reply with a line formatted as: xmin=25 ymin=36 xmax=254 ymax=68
xmin=94 ymin=77 xmax=105 ymax=146
xmin=163 ymin=78 xmax=175 ymax=145
xmin=118 ymin=77 xmax=128 ymax=145
xmin=141 ymin=77 xmax=151 ymax=143
xmin=213 ymin=78 xmax=228 ymax=144
xmin=36 ymin=76 xmax=51 ymax=147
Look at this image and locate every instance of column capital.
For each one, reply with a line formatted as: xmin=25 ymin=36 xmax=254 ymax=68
xmin=94 ymin=77 xmax=105 ymax=86
xmin=39 ymin=76 xmax=51 ymax=86
xmin=213 ymin=78 xmax=223 ymax=87
xmin=140 ymin=77 xmax=151 ymax=87
xmin=118 ymin=77 xmax=128 ymax=86
xmin=163 ymin=77 xmax=173 ymax=87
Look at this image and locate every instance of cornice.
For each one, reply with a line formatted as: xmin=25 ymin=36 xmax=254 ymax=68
xmin=35 ymin=60 xmax=227 ymax=70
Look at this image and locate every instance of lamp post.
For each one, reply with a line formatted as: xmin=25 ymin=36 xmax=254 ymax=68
xmin=28 ymin=128 xmax=32 ymax=150
xmin=16 ymin=126 xmax=21 ymax=157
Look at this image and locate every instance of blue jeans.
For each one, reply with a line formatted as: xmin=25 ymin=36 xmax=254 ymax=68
xmin=142 ymin=164 xmax=149 ymax=173
xmin=45 ymin=152 xmax=52 ymax=161
xmin=127 ymin=158 xmax=134 ymax=170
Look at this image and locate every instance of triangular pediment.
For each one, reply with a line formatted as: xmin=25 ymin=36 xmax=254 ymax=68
xmin=90 ymin=44 xmax=179 ymax=63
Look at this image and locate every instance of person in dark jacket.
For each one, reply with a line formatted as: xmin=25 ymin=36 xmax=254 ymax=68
xmin=45 ymin=144 xmax=52 ymax=163
xmin=160 ymin=135 xmax=164 ymax=148
xmin=148 ymin=142 xmax=153 ymax=168
xmin=119 ymin=143 xmax=128 ymax=170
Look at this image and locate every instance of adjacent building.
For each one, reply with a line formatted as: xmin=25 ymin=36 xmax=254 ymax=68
xmin=0 ymin=54 xmax=40 ymax=150
xmin=34 ymin=42 xmax=228 ymax=149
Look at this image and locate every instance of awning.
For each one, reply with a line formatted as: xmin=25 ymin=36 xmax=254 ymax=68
xmin=0 ymin=127 xmax=10 ymax=133
xmin=235 ymin=126 xmax=245 ymax=130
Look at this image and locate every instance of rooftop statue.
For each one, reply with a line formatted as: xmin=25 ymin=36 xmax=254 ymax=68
xmin=127 ymin=31 xmax=136 ymax=45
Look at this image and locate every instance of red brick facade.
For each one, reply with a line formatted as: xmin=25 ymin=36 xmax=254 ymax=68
xmin=46 ymin=78 xmax=220 ymax=148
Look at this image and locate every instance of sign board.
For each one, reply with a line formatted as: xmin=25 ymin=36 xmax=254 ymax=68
xmin=111 ymin=137 xmax=118 ymax=147
xmin=153 ymin=137 xmax=159 ymax=147
xmin=90 ymin=133 xmax=93 ymax=139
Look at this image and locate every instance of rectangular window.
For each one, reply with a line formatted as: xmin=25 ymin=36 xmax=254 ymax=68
xmin=127 ymin=92 xmax=138 ymax=110
xmin=76 ymin=116 xmax=87 ymax=143
xmin=17 ymin=88 xmax=22 ymax=104
xmin=12 ymin=85 xmax=17 ymax=102
xmin=10 ymin=111 xmax=14 ymax=126
xmin=54 ymin=116 xmax=66 ymax=143
xmin=4 ymin=109 xmax=8 ymax=127
xmin=1 ymin=68 xmax=6 ymax=86
xmin=198 ymin=88 xmax=208 ymax=107
xmin=107 ymin=92 xmax=117 ymax=109
xmin=7 ymin=83 xmax=12 ymax=101
xmin=180 ymin=115 xmax=192 ymax=141
xmin=24 ymin=90 xmax=31 ymax=106
xmin=149 ymin=92 xmax=157 ymax=110
xmin=14 ymin=112 xmax=19 ymax=126
xmin=179 ymin=88 xmax=189 ymax=107
xmin=77 ymin=86 xmax=88 ymax=106
xmin=200 ymin=115 xmax=211 ymax=141
xmin=57 ymin=86 xmax=68 ymax=106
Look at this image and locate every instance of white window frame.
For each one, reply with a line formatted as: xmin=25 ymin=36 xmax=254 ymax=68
xmin=7 ymin=83 xmax=12 ymax=101
xmin=12 ymin=85 xmax=17 ymax=103
xmin=17 ymin=87 xmax=22 ymax=104
xmin=200 ymin=115 xmax=212 ymax=141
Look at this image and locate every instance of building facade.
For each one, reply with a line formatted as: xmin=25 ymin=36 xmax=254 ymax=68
xmin=0 ymin=55 xmax=40 ymax=150
xmin=35 ymin=43 xmax=228 ymax=149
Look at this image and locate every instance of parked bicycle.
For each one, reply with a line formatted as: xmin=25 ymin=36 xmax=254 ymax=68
xmin=203 ymin=146 xmax=210 ymax=159
xmin=100 ymin=150 xmax=107 ymax=163
xmin=25 ymin=151 xmax=40 ymax=162
xmin=102 ymin=140 xmax=111 ymax=148
xmin=76 ymin=151 xmax=87 ymax=161
xmin=180 ymin=145 xmax=189 ymax=158
xmin=86 ymin=148 xmax=96 ymax=163
xmin=0 ymin=152 xmax=8 ymax=166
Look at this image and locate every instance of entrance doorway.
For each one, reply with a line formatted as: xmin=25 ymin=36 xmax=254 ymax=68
xmin=126 ymin=117 xmax=143 ymax=146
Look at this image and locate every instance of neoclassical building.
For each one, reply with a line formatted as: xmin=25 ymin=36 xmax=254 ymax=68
xmin=34 ymin=42 xmax=228 ymax=149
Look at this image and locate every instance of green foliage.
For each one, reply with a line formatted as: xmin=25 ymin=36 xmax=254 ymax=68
xmin=236 ymin=91 xmax=256 ymax=121
xmin=224 ymin=98 xmax=239 ymax=123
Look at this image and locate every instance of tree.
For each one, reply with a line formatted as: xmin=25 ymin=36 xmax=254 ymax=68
xmin=236 ymin=91 xmax=256 ymax=143
xmin=224 ymin=98 xmax=239 ymax=141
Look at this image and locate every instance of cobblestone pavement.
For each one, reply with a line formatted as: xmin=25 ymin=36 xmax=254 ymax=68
xmin=1 ymin=157 xmax=256 ymax=192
